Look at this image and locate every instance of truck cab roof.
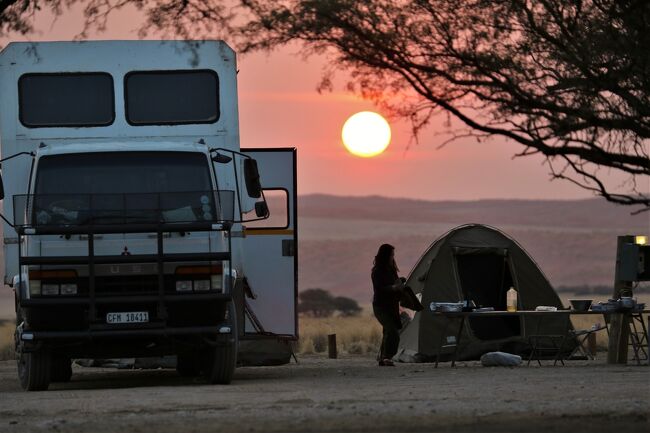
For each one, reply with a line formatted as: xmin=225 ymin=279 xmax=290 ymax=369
xmin=35 ymin=141 xmax=211 ymax=157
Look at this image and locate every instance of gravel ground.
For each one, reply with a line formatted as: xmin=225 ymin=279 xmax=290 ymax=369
xmin=0 ymin=355 xmax=648 ymax=433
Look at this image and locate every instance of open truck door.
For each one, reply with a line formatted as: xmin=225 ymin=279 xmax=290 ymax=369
xmin=240 ymin=148 xmax=297 ymax=340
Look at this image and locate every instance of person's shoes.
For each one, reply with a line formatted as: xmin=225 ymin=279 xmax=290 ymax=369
xmin=378 ymin=359 xmax=395 ymax=367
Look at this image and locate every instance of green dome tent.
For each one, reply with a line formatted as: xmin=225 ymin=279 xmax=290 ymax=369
xmin=397 ymin=224 xmax=570 ymax=363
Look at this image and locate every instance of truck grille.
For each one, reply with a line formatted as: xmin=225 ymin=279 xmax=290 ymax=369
xmin=79 ymin=275 xmax=177 ymax=296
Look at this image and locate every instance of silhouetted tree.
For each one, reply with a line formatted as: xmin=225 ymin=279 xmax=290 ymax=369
xmin=298 ymin=289 xmax=362 ymax=317
xmin=298 ymin=288 xmax=336 ymax=317
xmin=333 ymin=296 xmax=361 ymax=316
xmin=2 ymin=0 xmax=648 ymax=211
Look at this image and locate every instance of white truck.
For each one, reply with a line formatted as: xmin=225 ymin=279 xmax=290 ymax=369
xmin=0 ymin=40 xmax=298 ymax=390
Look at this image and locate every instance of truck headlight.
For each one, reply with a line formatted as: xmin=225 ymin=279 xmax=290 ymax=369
xmin=210 ymin=275 xmax=222 ymax=292
xmin=194 ymin=280 xmax=211 ymax=292
xmin=60 ymin=283 xmax=78 ymax=295
xmin=29 ymin=280 xmax=41 ymax=296
xmin=176 ymin=280 xmax=192 ymax=292
xmin=41 ymin=283 xmax=60 ymax=296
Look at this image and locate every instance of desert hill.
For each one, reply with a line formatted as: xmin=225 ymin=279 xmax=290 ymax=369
xmin=298 ymin=195 xmax=647 ymax=302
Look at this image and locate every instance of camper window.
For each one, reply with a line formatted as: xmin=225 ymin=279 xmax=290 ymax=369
xmin=125 ymin=70 xmax=219 ymax=125
xmin=18 ymin=73 xmax=114 ymax=127
xmin=243 ymin=189 xmax=289 ymax=229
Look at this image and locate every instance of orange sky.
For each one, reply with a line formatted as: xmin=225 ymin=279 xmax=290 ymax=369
xmin=0 ymin=4 xmax=637 ymax=201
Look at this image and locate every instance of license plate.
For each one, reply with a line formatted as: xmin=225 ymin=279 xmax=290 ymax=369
xmin=106 ymin=311 xmax=149 ymax=324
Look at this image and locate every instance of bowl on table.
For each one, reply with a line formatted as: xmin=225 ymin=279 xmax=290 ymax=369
xmin=569 ymin=299 xmax=593 ymax=312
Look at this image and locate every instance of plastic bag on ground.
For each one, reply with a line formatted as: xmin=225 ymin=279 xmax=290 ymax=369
xmin=480 ymin=351 xmax=522 ymax=367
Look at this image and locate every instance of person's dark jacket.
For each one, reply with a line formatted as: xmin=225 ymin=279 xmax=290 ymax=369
xmin=371 ymin=267 xmax=401 ymax=311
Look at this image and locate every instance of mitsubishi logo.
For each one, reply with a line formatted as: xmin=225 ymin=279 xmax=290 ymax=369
xmin=121 ymin=246 xmax=131 ymax=256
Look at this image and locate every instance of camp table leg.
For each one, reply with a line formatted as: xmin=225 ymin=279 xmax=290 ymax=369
xmin=450 ymin=316 xmax=466 ymax=368
xmin=527 ymin=315 xmax=545 ymax=366
xmin=434 ymin=314 xmax=459 ymax=368
xmin=434 ymin=316 xmax=451 ymax=368
xmin=553 ymin=314 xmax=572 ymax=366
xmin=629 ymin=313 xmax=648 ymax=365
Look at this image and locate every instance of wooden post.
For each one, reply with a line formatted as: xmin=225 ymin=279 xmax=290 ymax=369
xmin=608 ymin=235 xmax=634 ymax=364
xmin=327 ymin=334 xmax=337 ymax=359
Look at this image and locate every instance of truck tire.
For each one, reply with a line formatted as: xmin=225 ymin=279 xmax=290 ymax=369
xmin=203 ymin=341 xmax=237 ymax=384
xmin=176 ymin=354 xmax=201 ymax=377
xmin=15 ymin=306 xmax=24 ymax=326
xmin=17 ymin=350 xmax=51 ymax=391
xmin=203 ymin=302 xmax=238 ymax=384
xmin=50 ymin=357 xmax=73 ymax=383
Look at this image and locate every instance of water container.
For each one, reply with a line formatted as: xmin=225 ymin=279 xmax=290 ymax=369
xmin=507 ymin=287 xmax=518 ymax=311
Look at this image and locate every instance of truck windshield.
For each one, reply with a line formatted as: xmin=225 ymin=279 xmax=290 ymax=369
xmin=33 ymin=152 xmax=217 ymax=225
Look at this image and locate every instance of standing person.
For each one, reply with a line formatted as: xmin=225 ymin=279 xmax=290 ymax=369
xmin=372 ymin=243 xmax=405 ymax=366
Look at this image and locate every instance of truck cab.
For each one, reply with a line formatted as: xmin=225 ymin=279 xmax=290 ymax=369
xmin=0 ymin=41 xmax=297 ymax=390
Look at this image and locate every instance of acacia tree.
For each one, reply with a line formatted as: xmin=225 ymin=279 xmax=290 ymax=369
xmin=2 ymin=0 xmax=649 ymax=211
xmin=0 ymin=0 xmax=233 ymax=38
xmin=240 ymin=0 xmax=650 ymax=211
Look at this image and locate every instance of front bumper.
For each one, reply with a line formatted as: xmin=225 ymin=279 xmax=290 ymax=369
xmin=21 ymin=292 xmax=230 ymax=307
xmin=19 ymin=324 xmax=233 ymax=341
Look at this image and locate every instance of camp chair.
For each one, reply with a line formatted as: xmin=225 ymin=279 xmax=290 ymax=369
xmin=527 ymin=334 xmax=567 ymax=366
xmin=564 ymin=323 xmax=608 ymax=361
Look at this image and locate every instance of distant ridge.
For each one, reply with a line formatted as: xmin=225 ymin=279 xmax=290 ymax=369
xmin=297 ymin=194 xmax=646 ymax=301
xmin=298 ymin=194 xmax=646 ymax=230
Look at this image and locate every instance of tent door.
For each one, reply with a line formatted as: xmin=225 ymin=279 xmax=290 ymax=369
xmin=453 ymin=249 xmax=521 ymax=340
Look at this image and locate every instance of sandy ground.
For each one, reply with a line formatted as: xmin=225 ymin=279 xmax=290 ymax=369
xmin=0 ymin=288 xmax=15 ymax=321
xmin=0 ymin=356 xmax=648 ymax=433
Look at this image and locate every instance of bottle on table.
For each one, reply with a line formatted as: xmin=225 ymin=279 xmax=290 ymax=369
xmin=507 ymin=287 xmax=518 ymax=312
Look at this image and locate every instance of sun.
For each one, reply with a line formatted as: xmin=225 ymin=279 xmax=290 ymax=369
xmin=342 ymin=111 xmax=391 ymax=157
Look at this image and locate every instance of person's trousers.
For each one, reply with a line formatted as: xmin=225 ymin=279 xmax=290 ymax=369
xmin=373 ymin=304 xmax=401 ymax=360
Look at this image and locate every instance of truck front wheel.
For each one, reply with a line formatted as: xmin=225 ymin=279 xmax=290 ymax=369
xmin=203 ymin=341 xmax=237 ymax=384
xmin=203 ymin=302 xmax=238 ymax=384
xmin=18 ymin=350 xmax=51 ymax=391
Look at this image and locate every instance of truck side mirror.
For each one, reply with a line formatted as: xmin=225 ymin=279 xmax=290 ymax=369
xmin=244 ymin=159 xmax=262 ymax=199
xmin=254 ymin=201 xmax=269 ymax=218
xmin=211 ymin=153 xmax=232 ymax=164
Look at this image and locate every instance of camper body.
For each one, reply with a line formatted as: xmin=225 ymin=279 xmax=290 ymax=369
xmin=0 ymin=41 xmax=297 ymax=390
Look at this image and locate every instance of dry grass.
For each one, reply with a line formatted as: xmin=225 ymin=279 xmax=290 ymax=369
xmin=299 ymin=313 xmax=649 ymax=356
xmin=298 ymin=313 xmax=382 ymax=356
xmin=0 ymin=320 xmax=14 ymax=361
